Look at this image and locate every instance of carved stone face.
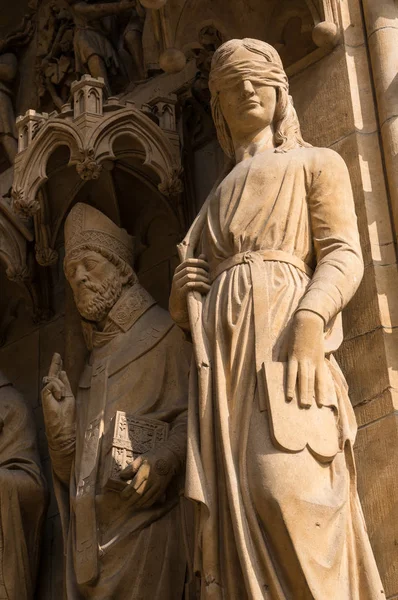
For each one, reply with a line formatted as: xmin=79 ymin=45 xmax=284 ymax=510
xmin=218 ymin=46 xmax=277 ymax=140
xmin=64 ymin=250 xmax=123 ymax=322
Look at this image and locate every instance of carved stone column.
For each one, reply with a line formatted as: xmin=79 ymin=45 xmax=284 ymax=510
xmin=361 ymin=0 xmax=398 ymax=242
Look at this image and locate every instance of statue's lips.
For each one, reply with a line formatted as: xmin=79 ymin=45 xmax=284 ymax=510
xmin=77 ymin=286 xmax=97 ymax=300
xmin=241 ymin=100 xmax=261 ymax=110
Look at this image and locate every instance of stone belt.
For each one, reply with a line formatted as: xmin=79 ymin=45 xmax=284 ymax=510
xmin=210 ymin=249 xmax=314 ymax=400
xmin=210 ymin=249 xmax=314 ymax=283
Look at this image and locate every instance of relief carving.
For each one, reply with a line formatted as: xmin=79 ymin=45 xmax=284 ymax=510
xmin=0 ymin=199 xmax=52 ymax=323
xmin=36 ymin=2 xmax=75 ymax=111
xmin=0 ymin=373 xmax=47 ymax=600
xmin=34 ymin=0 xmax=156 ymax=105
xmin=170 ymin=38 xmax=386 ymax=598
xmin=42 ymin=202 xmax=191 ymax=598
xmin=0 ymin=14 xmax=35 ymax=166
xmin=75 ymin=147 xmax=102 ymax=181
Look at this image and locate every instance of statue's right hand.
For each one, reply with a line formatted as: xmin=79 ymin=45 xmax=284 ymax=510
xmin=169 ymin=254 xmax=211 ymax=325
xmin=42 ymin=353 xmax=75 ymax=441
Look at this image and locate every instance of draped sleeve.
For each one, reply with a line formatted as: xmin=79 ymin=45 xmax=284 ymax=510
xmin=297 ymin=148 xmax=364 ymax=326
xmin=0 ymin=382 xmax=47 ymax=600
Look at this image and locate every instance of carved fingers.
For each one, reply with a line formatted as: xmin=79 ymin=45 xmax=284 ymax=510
xmin=120 ymin=453 xmax=173 ymax=509
xmin=42 ymin=353 xmax=75 ymax=440
xmin=174 ymin=255 xmax=211 ymax=293
xmin=287 ymin=310 xmax=327 ymax=408
xmin=42 ymin=353 xmax=73 ymax=401
xmin=169 ymin=254 xmax=211 ymax=325
xmin=48 ymin=351 xmax=62 ymax=377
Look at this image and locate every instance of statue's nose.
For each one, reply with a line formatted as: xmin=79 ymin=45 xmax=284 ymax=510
xmin=241 ymin=79 xmax=255 ymax=99
xmin=75 ymin=265 xmax=88 ymax=284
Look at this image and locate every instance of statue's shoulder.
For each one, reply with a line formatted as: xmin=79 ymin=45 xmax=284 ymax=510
xmin=108 ymin=305 xmax=179 ymax=375
xmin=135 ymin=303 xmax=175 ymax=336
xmin=301 ymin=145 xmax=348 ymax=172
xmin=133 ymin=305 xmax=187 ymax=350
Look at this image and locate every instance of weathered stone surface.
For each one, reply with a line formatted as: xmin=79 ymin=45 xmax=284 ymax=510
xmin=41 ymin=203 xmax=191 ymax=599
xmin=0 ymin=0 xmax=397 ymax=597
xmin=0 ymin=373 xmax=47 ymax=600
xmin=169 ymin=38 xmax=385 ymax=598
xmin=355 ymin=413 xmax=398 ymax=597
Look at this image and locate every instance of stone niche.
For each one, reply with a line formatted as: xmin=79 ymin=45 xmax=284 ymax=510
xmin=0 ymin=0 xmax=397 ymax=597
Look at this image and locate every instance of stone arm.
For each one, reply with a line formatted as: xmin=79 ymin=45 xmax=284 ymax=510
xmin=42 ymin=354 xmax=76 ymax=487
xmin=74 ymin=1 xmax=136 ymax=21
xmin=0 ymin=383 xmax=47 ymax=600
xmin=297 ymin=148 xmax=364 ymax=328
xmin=120 ymin=326 xmax=190 ymax=507
xmin=0 ymin=384 xmax=47 ymax=506
xmin=158 ymin=327 xmax=190 ymax=474
xmin=47 ymin=433 xmax=76 ymax=487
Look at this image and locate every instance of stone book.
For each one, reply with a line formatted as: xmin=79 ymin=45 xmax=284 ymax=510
xmin=103 ymin=411 xmax=169 ymax=491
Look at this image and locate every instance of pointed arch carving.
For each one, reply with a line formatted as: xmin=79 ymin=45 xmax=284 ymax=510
xmin=11 ymin=85 xmax=182 ymax=219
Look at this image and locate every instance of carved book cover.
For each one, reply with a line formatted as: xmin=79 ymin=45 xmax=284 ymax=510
xmin=103 ymin=411 xmax=169 ymax=491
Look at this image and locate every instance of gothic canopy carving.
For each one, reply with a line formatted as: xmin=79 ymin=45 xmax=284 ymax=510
xmin=11 ymin=76 xmax=182 ymax=218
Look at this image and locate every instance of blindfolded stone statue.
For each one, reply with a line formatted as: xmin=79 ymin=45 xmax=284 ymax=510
xmin=42 ymin=202 xmax=191 ymax=599
xmin=170 ymin=38 xmax=385 ymax=599
xmin=0 ymin=373 xmax=47 ymax=600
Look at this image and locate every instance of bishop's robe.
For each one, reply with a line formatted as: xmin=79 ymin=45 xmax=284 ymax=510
xmin=0 ymin=374 xmax=47 ymax=600
xmin=50 ymin=285 xmax=191 ymax=599
xmin=183 ymin=146 xmax=385 ymax=599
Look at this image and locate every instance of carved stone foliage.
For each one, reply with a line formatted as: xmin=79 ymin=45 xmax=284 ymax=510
xmin=36 ymin=2 xmax=75 ymax=112
xmin=75 ymin=148 xmax=103 ymax=182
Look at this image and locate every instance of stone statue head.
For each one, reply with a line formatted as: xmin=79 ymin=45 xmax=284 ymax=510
xmin=208 ymin=38 xmax=310 ymax=158
xmin=63 ymin=203 xmax=136 ymax=323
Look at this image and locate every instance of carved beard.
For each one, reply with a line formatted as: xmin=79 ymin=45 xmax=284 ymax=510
xmin=75 ymin=273 xmax=123 ymax=323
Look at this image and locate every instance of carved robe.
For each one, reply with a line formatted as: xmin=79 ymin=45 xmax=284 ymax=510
xmin=183 ymin=147 xmax=385 ymax=599
xmin=70 ymin=3 xmax=120 ymax=76
xmin=0 ymin=374 xmax=47 ymax=600
xmin=0 ymin=54 xmax=17 ymax=140
xmin=51 ymin=285 xmax=191 ymax=599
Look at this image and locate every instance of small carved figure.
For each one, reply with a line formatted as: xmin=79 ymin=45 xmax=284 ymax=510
xmin=65 ymin=0 xmax=138 ymax=95
xmin=0 ymin=51 xmax=18 ymax=164
xmin=0 ymin=372 xmax=47 ymax=600
xmin=0 ymin=16 xmax=35 ymax=164
xmin=170 ymin=38 xmax=385 ymax=598
xmin=120 ymin=1 xmax=146 ymax=81
xmin=37 ymin=2 xmax=75 ymax=110
xmin=42 ymin=203 xmax=190 ymax=599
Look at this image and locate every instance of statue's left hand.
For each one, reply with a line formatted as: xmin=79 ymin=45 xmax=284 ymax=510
xmin=119 ymin=448 xmax=177 ymax=509
xmin=287 ymin=310 xmax=328 ymax=408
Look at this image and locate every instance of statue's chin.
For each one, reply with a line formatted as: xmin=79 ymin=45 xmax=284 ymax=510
xmin=76 ymin=286 xmax=122 ymax=323
xmin=78 ymin=304 xmax=108 ymax=323
xmin=74 ymin=276 xmax=123 ymax=324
